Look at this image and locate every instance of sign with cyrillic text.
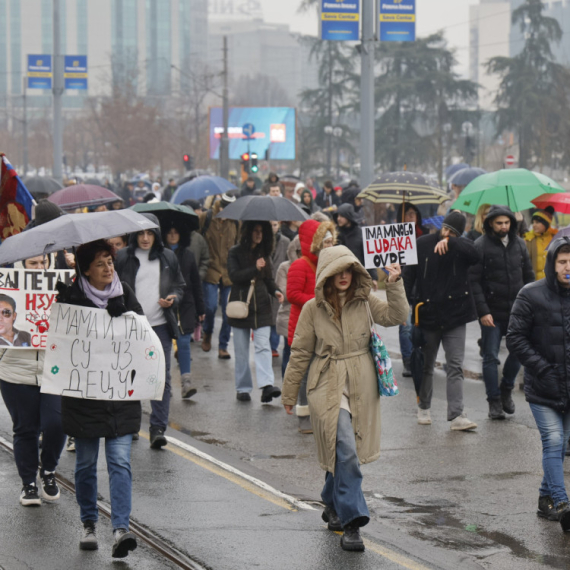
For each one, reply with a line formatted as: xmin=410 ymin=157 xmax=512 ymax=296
xmin=41 ymin=303 xmax=165 ymax=401
xmin=362 ymin=223 xmax=417 ymax=268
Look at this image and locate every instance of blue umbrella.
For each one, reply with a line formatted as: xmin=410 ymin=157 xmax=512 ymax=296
xmin=449 ymin=167 xmax=487 ymax=187
xmin=445 ymin=163 xmax=469 ymax=179
xmin=171 ymin=175 xmax=237 ymax=203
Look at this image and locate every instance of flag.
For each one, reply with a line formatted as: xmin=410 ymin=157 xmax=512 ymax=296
xmin=0 ymin=154 xmax=34 ymax=240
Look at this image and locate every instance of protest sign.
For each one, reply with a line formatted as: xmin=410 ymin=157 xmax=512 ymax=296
xmin=41 ymin=303 xmax=165 ymax=401
xmin=362 ymin=223 xmax=417 ymax=269
xmin=0 ymin=269 xmax=74 ymax=349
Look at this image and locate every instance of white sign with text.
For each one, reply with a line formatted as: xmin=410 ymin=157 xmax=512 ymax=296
xmin=362 ymin=223 xmax=418 ymax=269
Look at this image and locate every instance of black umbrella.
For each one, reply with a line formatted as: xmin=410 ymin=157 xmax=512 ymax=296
xmin=23 ymin=176 xmax=63 ymax=196
xmin=131 ymin=201 xmax=199 ymax=232
xmin=0 ymin=210 xmax=158 ymax=266
xmin=448 ymin=167 xmax=486 ymax=187
xmin=215 ymin=196 xmax=308 ymax=222
xmin=410 ymin=325 xmax=425 ymax=399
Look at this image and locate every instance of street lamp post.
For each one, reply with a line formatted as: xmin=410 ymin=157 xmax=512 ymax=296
xmin=324 ymin=125 xmax=343 ymax=180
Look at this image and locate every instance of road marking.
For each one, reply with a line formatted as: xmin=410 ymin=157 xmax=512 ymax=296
xmin=140 ymin=431 xmax=316 ymax=512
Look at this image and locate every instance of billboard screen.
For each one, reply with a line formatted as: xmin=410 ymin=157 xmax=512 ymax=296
xmin=209 ymin=107 xmax=296 ymax=160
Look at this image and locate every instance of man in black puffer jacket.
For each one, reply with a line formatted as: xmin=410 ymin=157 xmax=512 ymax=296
xmin=506 ymin=238 xmax=570 ymax=529
xmin=469 ymin=205 xmax=534 ymax=420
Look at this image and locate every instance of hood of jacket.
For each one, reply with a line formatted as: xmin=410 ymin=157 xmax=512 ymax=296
xmin=337 ymin=203 xmax=358 ymax=225
xmin=287 ymin=235 xmax=301 ymax=262
xmin=396 ymin=202 xmax=426 ymax=230
xmin=127 ymin=212 xmax=164 ymax=259
xmin=315 ymin=245 xmax=372 ymax=306
xmin=483 ymin=205 xmax=517 ymax=240
xmin=310 ymin=220 xmax=337 ymax=256
xmin=545 ymin=236 xmax=570 ymax=292
xmin=298 ymin=219 xmax=320 ymax=264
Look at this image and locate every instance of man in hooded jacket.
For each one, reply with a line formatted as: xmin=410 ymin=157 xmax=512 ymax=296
xmin=470 ymin=205 xmax=534 ymax=419
xmin=115 ymin=214 xmax=186 ymax=449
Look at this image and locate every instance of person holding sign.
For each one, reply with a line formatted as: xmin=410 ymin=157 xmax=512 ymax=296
xmin=56 ymin=240 xmax=143 ymax=558
xmin=282 ymin=246 xmax=408 ymax=552
xmin=403 ymin=212 xmax=480 ymax=430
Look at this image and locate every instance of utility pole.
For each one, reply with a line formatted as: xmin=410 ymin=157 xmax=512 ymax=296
xmin=360 ymin=0 xmax=375 ymax=189
xmin=220 ymin=36 xmax=230 ymax=180
xmin=52 ymin=0 xmax=64 ymax=184
xmin=22 ymin=76 xmax=28 ymax=175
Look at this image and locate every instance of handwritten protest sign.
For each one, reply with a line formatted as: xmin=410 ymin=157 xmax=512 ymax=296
xmin=41 ymin=303 xmax=165 ymax=401
xmin=362 ymin=223 xmax=418 ymax=269
xmin=0 ymin=269 xmax=74 ymax=349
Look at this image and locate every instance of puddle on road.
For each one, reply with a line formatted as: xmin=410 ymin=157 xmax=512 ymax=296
xmin=410 ymin=471 xmax=531 ymax=484
xmin=243 ymin=453 xmax=312 ymax=462
xmin=368 ymin=494 xmax=568 ymax=568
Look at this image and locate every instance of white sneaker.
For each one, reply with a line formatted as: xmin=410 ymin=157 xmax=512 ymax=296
xmin=450 ymin=413 xmax=477 ymax=431
xmin=417 ymin=408 xmax=432 ymax=425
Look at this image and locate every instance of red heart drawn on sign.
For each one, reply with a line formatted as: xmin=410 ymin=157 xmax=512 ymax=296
xmin=128 ymin=390 xmax=134 ymax=397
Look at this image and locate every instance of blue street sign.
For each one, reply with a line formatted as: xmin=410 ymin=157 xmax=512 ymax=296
xmin=319 ymin=0 xmax=360 ymax=41
xmin=27 ymin=55 xmax=52 ymax=89
xmin=64 ymin=55 xmax=88 ymax=90
xmin=379 ymin=0 xmax=416 ymax=42
xmin=242 ymin=123 xmax=255 ymax=140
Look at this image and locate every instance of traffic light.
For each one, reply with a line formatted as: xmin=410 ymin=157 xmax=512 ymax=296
xmin=183 ymin=154 xmax=194 ymax=171
xmin=251 ymin=153 xmax=259 ymax=173
xmin=241 ymin=152 xmax=250 ymax=173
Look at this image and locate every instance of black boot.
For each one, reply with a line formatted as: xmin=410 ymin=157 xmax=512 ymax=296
xmin=500 ymin=387 xmax=515 ymax=414
xmin=321 ymin=506 xmax=342 ymax=531
xmin=488 ymin=398 xmax=506 ymax=420
xmin=537 ymin=495 xmax=558 ymax=520
xmin=149 ymin=426 xmax=167 ymax=449
xmin=340 ymin=523 xmax=365 ymax=552
xmin=557 ymin=502 xmax=570 ymax=531
xmin=402 ymin=358 xmax=412 ymax=378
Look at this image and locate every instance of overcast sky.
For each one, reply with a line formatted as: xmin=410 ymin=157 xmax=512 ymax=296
xmin=259 ymin=0 xmax=475 ymax=76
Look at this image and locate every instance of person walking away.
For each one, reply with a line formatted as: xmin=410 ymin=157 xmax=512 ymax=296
xmin=287 ymin=220 xmax=336 ymax=433
xmin=163 ymin=222 xmax=205 ymax=399
xmin=507 ymin=238 xmax=570 ymax=530
xmin=115 ymin=215 xmax=185 ymax=448
xmin=403 ymin=212 xmax=479 ymax=430
xmin=57 ymin=240 xmax=142 ymax=557
xmin=227 ymin=222 xmax=284 ymax=402
xmin=470 ymin=205 xmax=534 ymax=419
xmin=199 ymin=194 xmax=238 ymax=359
xmin=0 ymin=256 xmax=66 ymax=506
xmin=283 ymin=246 xmax=408 ymax=551
xmin=276 ymin=236 xmax=301 ymax=378
xmin=270 ymin=221 xmax=290 ymax=357
xmin=525 ymin=208 xmax=558 ymax=281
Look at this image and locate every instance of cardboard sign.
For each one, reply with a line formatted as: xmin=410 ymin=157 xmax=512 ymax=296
xmin=0 ymin=269 xmax=74 ymax=349
xmin=41 ymin=303 xmax=165 ymax=401
xmin=362 ymin=223 xmax=418 ymax=269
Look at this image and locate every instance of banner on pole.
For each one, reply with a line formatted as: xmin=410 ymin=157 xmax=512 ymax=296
xmin=319 ymin=0 xmax=360 ymax=41
xmin=0 ymin=269 xmax=74 ymax=349
xmin=64 ymin=55 xmax=88 ymax=90
xmin=362 ymin=223 xmax=417 ymax=268
xmin=27 ymin=55 xmax=53 ymax=89
xmin=41 ymin=303 xmax=165 ymax=401
xmin=379 ymin=0 xmax=416 ymax=42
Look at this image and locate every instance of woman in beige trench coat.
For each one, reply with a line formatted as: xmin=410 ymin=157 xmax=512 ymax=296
xmin=282 ymin=245 xmax=408 ymax=552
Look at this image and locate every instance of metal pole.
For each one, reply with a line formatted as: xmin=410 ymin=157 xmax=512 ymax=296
xmin=22 ymin=76 xmax=28 ymax=175
xmin=360 ymin=0 xmax=375 ymax=188
xmin=52 ymin=0 xmax=64 ymax=184
xmin=220 ymin=36 xmax=230 ymax=180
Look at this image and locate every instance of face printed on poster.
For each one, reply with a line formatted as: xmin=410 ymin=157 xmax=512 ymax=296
xmin=362 ymin=223 xmax=418 ymax=269
xmin=41 ymin=303 xmax=165 ymax=401
xmin=0 ymin=269 xmax=74 ymax=349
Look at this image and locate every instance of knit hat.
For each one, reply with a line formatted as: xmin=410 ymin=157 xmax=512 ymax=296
xmin=532 ymin=209 xmax=553 ymax=229
xmin=220 ymin=193 xmax=236 ymax=207
xmin=442 ymin=211 xmax=466 ymax=236
xmin=34 ymin=199 xmax=66 ymax=226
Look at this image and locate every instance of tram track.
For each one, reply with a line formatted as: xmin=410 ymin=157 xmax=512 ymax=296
xmin=0 ymin=435 xmax=210 ymax=570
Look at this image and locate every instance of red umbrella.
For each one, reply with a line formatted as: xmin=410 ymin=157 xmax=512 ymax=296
xmin=47 ymin=184 xmax=121 ymax=211
xmin=531 ymin=192 xmax=570 ymax=214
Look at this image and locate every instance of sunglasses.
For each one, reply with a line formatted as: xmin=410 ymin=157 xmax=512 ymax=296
xmin=0 ymin=309 xmax=13 ymax=318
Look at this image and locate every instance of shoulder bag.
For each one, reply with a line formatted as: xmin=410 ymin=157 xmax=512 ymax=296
xmin=226 ymin=280 xmax=255 ymax=319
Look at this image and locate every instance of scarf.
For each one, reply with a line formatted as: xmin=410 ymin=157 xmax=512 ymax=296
xmin=79 ymin=273 xmax=124 ymax=310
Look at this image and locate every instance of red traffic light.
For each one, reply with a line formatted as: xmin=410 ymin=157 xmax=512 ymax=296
xmin=183 ymin=154 xmax=190 ymax=162
xmin=241 ymin=153 xmax=250 ymax=161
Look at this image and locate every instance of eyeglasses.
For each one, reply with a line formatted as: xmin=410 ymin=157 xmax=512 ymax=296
xmin=0 ymin=309 xmax=13 ymax=318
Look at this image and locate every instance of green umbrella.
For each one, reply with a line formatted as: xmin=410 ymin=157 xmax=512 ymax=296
xmin=131 ymin=201 xmax=199 ymax=231
xmin=451 ymin=169 xmax=565 ymax=214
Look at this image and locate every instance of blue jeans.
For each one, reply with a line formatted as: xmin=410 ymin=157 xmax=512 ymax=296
xmin=0 ymin=381 xmax=66 ymax=485
xmin=529 ymin=403 xmax=570 ymax=507
xmin=233 ymin=326 xmax=274 ymax=392
xmin=481 ymin=321 xmax=521 ymax=400
xmin=203 ymin=281 xmax=231 ymax=350
xmin=321 ymin=409 xmax=370 ymax=528
xmin=399 ymin=311 xmax=412 ymax=360
xmin=150 ymin=324 xmax=172 ymax=431
xmin=281 ymin=340 xmax=291 ymax=379
xmin=270 ymin=326 xmax=280 ymax=352
xmin=178 ymin=332 xmax=191 ymax=375
xmin=75 ymin=435 xmax=133 ymax=530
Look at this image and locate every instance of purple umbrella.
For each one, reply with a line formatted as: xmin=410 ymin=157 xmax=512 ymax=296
xmin=48 ymin=184 xmax=122 ymax=211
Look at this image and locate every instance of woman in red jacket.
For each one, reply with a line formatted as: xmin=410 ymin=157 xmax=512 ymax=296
xmin=287 ymin=219 xmax=335 ymax=433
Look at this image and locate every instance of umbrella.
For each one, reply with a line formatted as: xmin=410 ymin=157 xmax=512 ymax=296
xmin=171 ymin=175 xmax=237 ymax=203
xmin=448 ymin=167 xmax=487 ymax=187
xmin=0 ymin=209 xmax=158 ymax=266
xmin=531 ymin=192 xmax=570 ymax=214
xmin=357 ymin=172 xmax=449 ymax=206
xmin=410 ymin=325 xmax=425 ymax=400
xmin=132 ymin=201 xmax=199 ymax=232
xmin=451 ymin=169 xmax=565 ymax=215
xmin=23 ymin=176 xmax=63 ymax=196
xmin=215 ymin=196 xmax=308 ymax=222
xmin=48 ymin=184 xmax=122 ymax=211
xmin=445 ymin=163 xmax=469 ymax=179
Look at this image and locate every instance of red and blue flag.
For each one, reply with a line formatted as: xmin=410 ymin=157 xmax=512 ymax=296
xmin=0 ymin=153 xmax=34 ymax=240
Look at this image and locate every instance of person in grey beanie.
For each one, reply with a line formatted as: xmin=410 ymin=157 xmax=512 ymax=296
xmin=403 ymin=211 xmax=480 ymax=430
